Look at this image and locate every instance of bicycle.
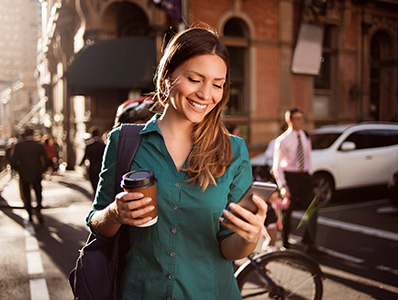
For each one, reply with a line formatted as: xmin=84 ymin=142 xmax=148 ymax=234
xmin=234 ymin=248 xmax=324 ymax=300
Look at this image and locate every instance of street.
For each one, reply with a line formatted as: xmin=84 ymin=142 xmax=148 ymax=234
xmin=291 ymin=190 xmax=398 ymax=300
xmin=0 ymin=169 xmax=397 ymax=300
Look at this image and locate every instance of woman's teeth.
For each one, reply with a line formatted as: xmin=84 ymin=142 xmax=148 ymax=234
xmin=188 ymin=99 xmax=207 ymax=109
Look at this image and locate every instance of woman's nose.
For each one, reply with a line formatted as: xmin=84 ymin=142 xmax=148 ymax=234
xmin=197 ymin=83 xmax=211 ymax=100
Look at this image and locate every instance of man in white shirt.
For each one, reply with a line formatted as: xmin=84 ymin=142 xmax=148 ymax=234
xmin=273 ymin=108 xmax=322 ymax=254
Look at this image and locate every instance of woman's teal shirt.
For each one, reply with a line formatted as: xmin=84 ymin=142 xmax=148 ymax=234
xmin=86 ymin=115 xmax=252 ymax=300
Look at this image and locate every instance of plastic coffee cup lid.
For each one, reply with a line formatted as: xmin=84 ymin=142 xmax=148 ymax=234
xmin=121 ymin=170 xmax=157 ymax=190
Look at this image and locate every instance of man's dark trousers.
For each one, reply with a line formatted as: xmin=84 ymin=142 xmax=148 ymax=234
xmin=21 ymin=176 xmax=43 ymax=220
xmin=282 ymin=172 xmax=318 ymax=247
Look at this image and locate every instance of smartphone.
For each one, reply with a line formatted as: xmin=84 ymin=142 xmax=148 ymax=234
xmin=237 ymin=181 xmax=277 ymax=214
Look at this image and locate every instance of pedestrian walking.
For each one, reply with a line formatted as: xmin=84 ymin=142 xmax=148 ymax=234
xmin=41 ymin=135 xmax=59 ymax=178
xmin=86 ymin=26 xmax=268 ymax=299
xmin=11 ymin=127 xmax=49 ymax=224
xmin=272 ymin=108 xmax=324 ymax=254
xmin=79 ymin=129 xmax=106 ymax=193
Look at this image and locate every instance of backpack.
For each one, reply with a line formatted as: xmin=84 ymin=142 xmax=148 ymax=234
xmin=69 ymin=123 xmax=144 ymax=300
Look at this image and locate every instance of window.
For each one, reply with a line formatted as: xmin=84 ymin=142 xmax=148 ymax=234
xmin=101 ymin=2 xmax=150 ymax=39
xmin=366 ymin=130 xmax=398 ymax=148
xmin=223 ymin=18 xmax=249 ymax=116
xmin=343 ymin=131 xmax=369 ymax=150
xmin=343 ymin=129 xmax=398 ymax=150
xmin=226 ymin=46 xmax=245 ymax=114
xmin=314 ymin=26 xmax=331 ymax=89
xmin=311 ymin=133 xmax=341 ymax=149
xmin=313 ymin=25 xmax=333 ymax=119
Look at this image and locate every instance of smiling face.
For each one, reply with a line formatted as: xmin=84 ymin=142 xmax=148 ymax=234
xmin=166 ymin=54 xmax=227 ymax=125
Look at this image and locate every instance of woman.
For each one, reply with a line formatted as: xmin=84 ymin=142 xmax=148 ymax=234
xmin=87 ymin=26 xmax=267 ymax=299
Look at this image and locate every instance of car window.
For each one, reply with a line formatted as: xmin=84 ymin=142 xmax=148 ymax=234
xmin=343 ymin=129 xmax=398 ymax=150
xmin=390 ymin=130 xmax=398 ymax=144
xmin=311 ymin=133 xmax=341 ymax=149
xmin=366 ymin=129 xmax=398 ymax=147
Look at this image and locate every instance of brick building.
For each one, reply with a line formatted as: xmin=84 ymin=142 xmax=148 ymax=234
xmin=37 ymin=0 xmax=398 ymax=168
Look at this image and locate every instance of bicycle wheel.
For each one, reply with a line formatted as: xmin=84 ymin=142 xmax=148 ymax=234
xmin=235 ymin=250 xmax=324 ymax=300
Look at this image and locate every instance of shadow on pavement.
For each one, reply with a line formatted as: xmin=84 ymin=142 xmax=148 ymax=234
xmin=323 ymin=272 xmax=398 ymax=300
xmin=33 ymin=214 xmax=89 ymax=277
xmin=0 ymin=194 xmax=26 ymax=228
xmin=285 ymin=230 xmax=398 ymax=298
xmin=0 ymin=195 xmax=89 ymax=277
xmin=309 ymin=243 xmax=398 ymax=298
xmin=57 ymin=180 xmax=94 ymax=201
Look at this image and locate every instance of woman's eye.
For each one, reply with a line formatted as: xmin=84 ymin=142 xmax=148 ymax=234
xmin=213 ymin=84 xmax=223 ymax=89
xmin=188 ymin=77 xmax=200 ymax=83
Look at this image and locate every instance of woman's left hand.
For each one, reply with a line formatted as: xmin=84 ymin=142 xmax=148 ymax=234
xmin=220 ymin=194 xmax=268 ymax=244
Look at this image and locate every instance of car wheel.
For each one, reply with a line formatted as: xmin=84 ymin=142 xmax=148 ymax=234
xmin=313 ymin=173 xmax=334 ymax=207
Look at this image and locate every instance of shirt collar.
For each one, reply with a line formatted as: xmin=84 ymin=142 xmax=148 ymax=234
xmin=141 ymin=113 xmax=163 ymax=135
xmin=290 ymin=128 xmax=303 ymax=135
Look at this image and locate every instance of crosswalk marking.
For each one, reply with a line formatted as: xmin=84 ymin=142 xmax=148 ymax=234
xmin=24 ymin=220 xmax=50 ymax=299
xmin=27 ymin=252 xmax=44 ymax=275
xmin=25 ymin=236 xmax=39 ymax=251
xmin=377 ymin=206 xmax=398 ymax=214
xmin=29 ymin=279 xmax=50 ymax=300
xmin=292 ymin=209 xmax=398 ymax=241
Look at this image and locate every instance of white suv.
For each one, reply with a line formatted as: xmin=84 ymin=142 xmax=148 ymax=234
xmin=311 ymin=122 xmax=398 ymax=205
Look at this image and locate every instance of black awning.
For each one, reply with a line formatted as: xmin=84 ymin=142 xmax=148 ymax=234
xmin=67 ymin=38 xmax=157 ymax=95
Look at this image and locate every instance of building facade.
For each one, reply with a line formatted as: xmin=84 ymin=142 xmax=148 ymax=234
xmin=0 ymin=0 xmax=41 ymax=141
xmin=37 ymin=0 xmax=398 ymax=168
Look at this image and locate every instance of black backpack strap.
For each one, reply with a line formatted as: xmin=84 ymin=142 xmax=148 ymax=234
xmin=114 ymin=123 xmax=144 ymax=286
xmin=115 ymin=123 xmax=145 ymax=194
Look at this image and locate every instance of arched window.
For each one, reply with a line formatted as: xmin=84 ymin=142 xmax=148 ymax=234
xmin=102 ymin=2 xmax=150 ymax=39
xmin=116 ymin=3 xmax=149 ymax=37
xmin=223 ymin=18 xmax=250 ymax=117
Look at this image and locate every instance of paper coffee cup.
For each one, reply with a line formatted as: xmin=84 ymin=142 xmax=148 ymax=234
xmin=121 ymin=170 xmax=158 ymax=227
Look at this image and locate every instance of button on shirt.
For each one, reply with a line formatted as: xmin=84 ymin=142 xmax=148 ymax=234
xmin=87 ymin=114 xmax=252 ymax=300
xmin=272 ymin=127 xmax=312 ymax=188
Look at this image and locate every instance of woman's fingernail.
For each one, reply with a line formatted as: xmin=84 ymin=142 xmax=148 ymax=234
xmin=145 ymin=198 xmax=152 ymax=203
xmin=223 ymin=209 xmax=231 ymax=216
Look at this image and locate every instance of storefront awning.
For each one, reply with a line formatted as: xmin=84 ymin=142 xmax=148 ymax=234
xmin=67 ymin=38 xmax=157 ymax=95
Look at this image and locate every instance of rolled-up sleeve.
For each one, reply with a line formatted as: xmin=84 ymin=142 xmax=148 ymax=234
xmin=86 ymin=128 xmax=120 ymax=234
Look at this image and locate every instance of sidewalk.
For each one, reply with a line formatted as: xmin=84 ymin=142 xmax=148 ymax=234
xmin=0 ymin=168 xmax=93 ymax=212
xmin=0 ymin=167 xmax=93 ymax=300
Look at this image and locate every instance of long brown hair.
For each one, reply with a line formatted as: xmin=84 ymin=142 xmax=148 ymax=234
xmin=155 ymin=26 xmax=233 ymax=191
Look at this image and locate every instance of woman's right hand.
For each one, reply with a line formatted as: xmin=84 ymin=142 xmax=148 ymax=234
xmin=108 ymin=191 xmax=155 ymax=226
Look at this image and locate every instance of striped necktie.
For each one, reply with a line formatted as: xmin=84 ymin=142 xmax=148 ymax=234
xmin=297 ymin=132 xmax=305 ymax=171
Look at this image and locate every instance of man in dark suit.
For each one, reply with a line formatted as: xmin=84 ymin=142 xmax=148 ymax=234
xmin=11 ymin=127 xmax=49 ymax=224
xmin=80 ymin=129 xmax=106 ymax=193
